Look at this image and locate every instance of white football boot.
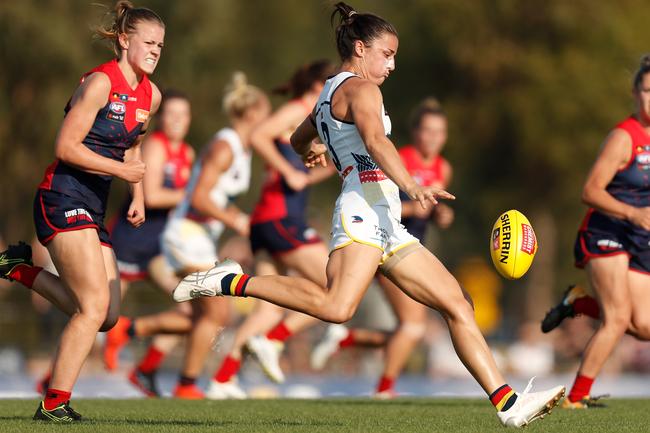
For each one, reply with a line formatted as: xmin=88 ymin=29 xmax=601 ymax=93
xmin=496 ymin=377 xmax=565 ymax=428
xmin=246 ymin=335 xmax=285 ymax=384
xmin=205 ymin=378 xmax=247 ymax=400
xmin=172 ymin=259 xmax=243 ymax=302
xmin=310 ymin=324 xmax=350 ymax=370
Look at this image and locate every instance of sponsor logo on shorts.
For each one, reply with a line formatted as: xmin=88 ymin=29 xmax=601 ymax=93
xmin=372 ymin=225 xmax=389 ymax=245
xmin=492 ymin=228 xmax=500 ymax=250
xmin=65 ymin=208 xmax=94 ymax=225
xmin=352 ymin=215 xmax=364 ymax=223
xmin=136 ymin=108 xmax=150 ymax=123
xmin=520 ymin=223 xmax=536 ymax=255
xmin=106 ymin=101 xmax=126 ymax=122
xmin=596 ymin=239 xmax=623 ymax=250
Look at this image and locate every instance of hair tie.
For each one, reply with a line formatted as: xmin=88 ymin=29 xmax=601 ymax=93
xmin=348 ymin=10 xmax=357 ymax=18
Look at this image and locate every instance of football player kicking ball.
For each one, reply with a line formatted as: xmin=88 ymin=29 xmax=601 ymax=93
xmin=172 ymin=2 xmax=565 ymax=427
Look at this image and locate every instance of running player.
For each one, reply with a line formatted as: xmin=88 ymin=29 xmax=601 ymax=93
xmin=205 ymin=60 xmax=339 ymax=398
xmin=104 ymin=89 xmax=194 ymax=397
xmin=162 ymin=72 xmax=270 ymax=398
xmin=541 ymin=55 xmax=650 ymax=408
xmin=173 ymin=2 xmax=564 ymax=427
xmin=0 ymin=1 xmax=163 ymax=421
xmin=311 ymin=98 xmax=454 ymax=398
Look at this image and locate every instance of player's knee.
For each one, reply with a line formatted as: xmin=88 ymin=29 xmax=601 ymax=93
xmin=603 ymin=309 xmax=631 ymax=332
xmin=321 ymin=303 xmax=356 ymax=324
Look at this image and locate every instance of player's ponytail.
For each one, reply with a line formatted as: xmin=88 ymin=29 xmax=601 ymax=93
xmin=410 ymin=97 xmax=446 ymax=131
xmin=330 ymin=2 xmax=397 ymax=61
xmin=633 ymin=54 xmax=650 ymax=92
xmin=95 ymin=1 xmax=165 ymax=57
xmin=273 ymin=60 xmax=335 ymax=99
xmin=223 ymin=72 xmax=266 ymax=120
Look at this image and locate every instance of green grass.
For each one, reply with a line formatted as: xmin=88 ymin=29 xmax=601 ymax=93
xmin=0 ymin=398 xmax=647 ymax=433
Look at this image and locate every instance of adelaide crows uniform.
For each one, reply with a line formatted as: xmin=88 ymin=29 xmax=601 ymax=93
xmin=162 ymin=128 xmax=251 ymax=271
xmin=34 ymin=59 xmax=152 ymax=247
xmin=111 ymin=131 xmax=192 ymax=280
xmin=249 ymin=100 xmax=322 ymax=256
xmin=575 ymin=116 xmax=650 ymax=273
xmin=314 ymin=72 xmax=418 ymax=266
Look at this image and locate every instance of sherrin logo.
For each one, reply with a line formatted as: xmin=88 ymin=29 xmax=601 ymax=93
xmin=490 ymin=210 xmax=538 ymax=280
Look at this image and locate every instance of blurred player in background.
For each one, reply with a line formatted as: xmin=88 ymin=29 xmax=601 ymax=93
xmin=311 ymin=97 xmax=454 ymax=398
xmin=541 ymin=54 xmax=650 ymax=408
xmin=160 ymin=72 xmax=269 ymax=398
xmin=103 ymin=89 xmax=194 ymax=397
xmin=173 ymin=2 xmax=565 ymax=427
xmin=0 ymin=1 xmax=163 ymax=421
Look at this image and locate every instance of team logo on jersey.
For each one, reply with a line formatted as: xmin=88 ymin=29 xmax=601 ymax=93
xmin=136 ymin=108 xmax=150 ymax=123
xmin=64 ymin=208 xmax=94 ymax=225
xmin=106 ymin=101 xmax=126 ymax=122
xmin=352 ymin=215 xmax=364 ymax=223
xmin=636 ymin=146 xmax=650 ymax=170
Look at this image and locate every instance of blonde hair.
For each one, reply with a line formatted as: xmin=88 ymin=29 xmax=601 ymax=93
xmin=222 ymin=72 xmax=265 ymax=119
xmin=95 ymin=1 xmax=164 ymax=57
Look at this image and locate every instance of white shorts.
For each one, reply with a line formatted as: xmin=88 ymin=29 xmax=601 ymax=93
xmin=329 ymin=186 xmax=419 ymax=266
xmin=161 ymin=218 xmax=221 ymax=272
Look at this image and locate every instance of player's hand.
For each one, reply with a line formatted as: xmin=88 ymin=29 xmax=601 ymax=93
xmin=628 ymin=206 xmax=650 ymax=230
xmin=283 ymin=169 xmax=310 ymax=191
xmin=126 ymin=200 xmax=146 ymax=227
xmin=406 ymin=184 xmax=455 ymax=209
xmin=226 ymin=208 xmax=250 ymax=237
xmin=432 ymin=202 xmax=454 ymax=229
xmin=121 ymin=160 xmax=146 ymax=183
xmin=302 ymin=140 xmax=328 ymax=168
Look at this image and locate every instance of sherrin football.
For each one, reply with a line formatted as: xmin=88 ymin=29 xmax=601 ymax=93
xmin=490 ymin=209 xmax=538 ymax=279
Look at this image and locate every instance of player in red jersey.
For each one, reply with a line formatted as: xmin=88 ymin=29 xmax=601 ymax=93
xmin=0 ymin=1 xmax=163 ymax=421
xmin=541 ymin=55 xmax=650 ymax=408
xmin=103 ymin=90 xmax=194 ymax=397
xmin=310 ymin=98 xmax=454 ymax=398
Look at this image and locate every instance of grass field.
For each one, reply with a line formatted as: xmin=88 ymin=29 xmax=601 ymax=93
xmin=1 ymin=398 xmax=647 ymax=433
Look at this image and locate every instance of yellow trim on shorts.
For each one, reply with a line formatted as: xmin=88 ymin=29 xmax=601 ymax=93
xmin=339 ymin=212 xmax=384 ymax=253
xmin=380 ymin=239 xmax=420 ymax=264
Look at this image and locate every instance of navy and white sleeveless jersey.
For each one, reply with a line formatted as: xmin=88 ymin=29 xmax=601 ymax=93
xmin=38 ymin=59 xmax=153 ymax=213
xmin=314 ymin=71 xmax=399 ymax=212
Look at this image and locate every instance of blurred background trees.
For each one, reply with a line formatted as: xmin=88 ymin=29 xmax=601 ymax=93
xmin=2 ymin=0 xmax=650 ymax=330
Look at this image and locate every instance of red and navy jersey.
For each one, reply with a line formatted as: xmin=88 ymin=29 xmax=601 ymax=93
xmin=606 ymin=116 xmax=650 ymax=207
xmin=250 ymin=138 xmax=310 ymax=224
xmin=398 ymin=145 xmax=448 ymax=240
xmin=39 ymin=59 xmax=153 ymax=213
xmin=155 ymin=131 xmax=192 ymax=190
xmin=250 ymin=99 xmax=313 ymax=224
